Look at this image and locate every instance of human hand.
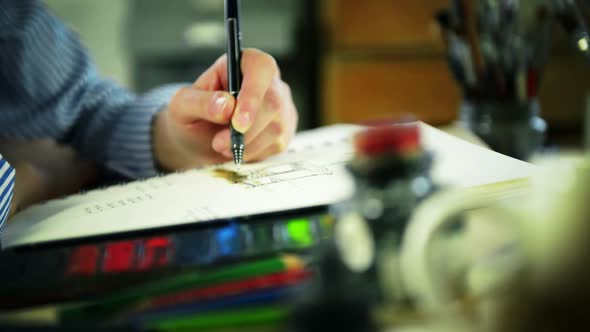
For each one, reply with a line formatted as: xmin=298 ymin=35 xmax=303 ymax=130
xmin=153 ymin=48 xmax=298 ymax=171
xmin=0 ymin=140 xmax=98 ymax=219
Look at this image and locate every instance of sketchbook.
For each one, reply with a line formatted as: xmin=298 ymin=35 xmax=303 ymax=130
xmin=0 ymin=123 xmax=533 ymax=248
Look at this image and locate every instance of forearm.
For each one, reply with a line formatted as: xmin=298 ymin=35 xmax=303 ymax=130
xmin=78 ymin=84 xmax=182 ymax=179
xmin=2 ymin=141 xmax=99 ymax=220
xmin=0 ymin=0 xmax=180 ymax=179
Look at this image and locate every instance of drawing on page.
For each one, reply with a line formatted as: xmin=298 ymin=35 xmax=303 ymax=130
xmin=212 ymin=161 xmax=334 ymax=187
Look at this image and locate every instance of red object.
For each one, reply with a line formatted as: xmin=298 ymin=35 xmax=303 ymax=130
xmin=103 ymin=241 xmax=136 ymax=273
xmin=355 ymin=122 xmax=421 ymax=157
xmin=66 ymin=245 xmax=100 ymax=277
xmin=137 ymin=237 xmax=174 ymax=271
xmin=144 ymin=269 xmax=312 ymax=311
xmin=527 ymin=68 xmax=538 ymax=99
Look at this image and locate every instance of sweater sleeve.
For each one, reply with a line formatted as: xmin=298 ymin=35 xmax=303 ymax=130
xmin=0 ymin=0 xmax=181 ymax=179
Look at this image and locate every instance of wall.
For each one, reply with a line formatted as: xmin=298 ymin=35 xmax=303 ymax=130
xmin=44 ymin=0 xmax=132 ymax=89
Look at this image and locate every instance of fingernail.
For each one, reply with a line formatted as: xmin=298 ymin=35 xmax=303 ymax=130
xmin=233 ymin=111 xmax=252 ymax=132
xmin=209 ymin=93 xmax=230 ymax=119
xmin=212 ymin=134 xmax=228 ymax=152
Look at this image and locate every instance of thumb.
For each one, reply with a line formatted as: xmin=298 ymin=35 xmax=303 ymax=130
xmin=168 ymin=87 xmax=235 ymax=125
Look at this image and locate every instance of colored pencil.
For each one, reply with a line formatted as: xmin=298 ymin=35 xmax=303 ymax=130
xmin=131 ymin=286 xmax=300 ymax=324
xmin=140 ymin=269 xmax=311 ymax=313
xmin=60 ymin=255 xmax=303 ymax=321
xmin=147 ymin=306 xmax=288 ymax=331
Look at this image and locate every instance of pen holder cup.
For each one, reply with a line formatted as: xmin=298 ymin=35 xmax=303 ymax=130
xmin=459 ymin=100 xmax=547 ymax=161
xmin=438 ymin=0 xmax=557 ymax=160
xmin=399 ymin=154 xmax=590 ymax=331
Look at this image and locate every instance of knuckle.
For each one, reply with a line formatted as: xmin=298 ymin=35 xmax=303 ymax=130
xmin=280 ymin=80 xmax=291 ymax=94
xmin=265 ymin=88 xmax=282 ymax=112
xmin=253 ymin=50 xmax=278 ymax=74
xmin=270 ymin=121 xmax=285 ymax=136
xmin=244 ymin=48 xmax=281 ymax=78
xmin=262 ymin=53 xmax=278 ymax=69
xmin=168 ymin=87 xmax=189 ymax=120
xmin=283 ymin=83 xmax=292 ymax=98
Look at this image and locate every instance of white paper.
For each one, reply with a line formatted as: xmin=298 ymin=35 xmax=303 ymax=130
xmin=1 ymin=123 xmax=533 ymax=248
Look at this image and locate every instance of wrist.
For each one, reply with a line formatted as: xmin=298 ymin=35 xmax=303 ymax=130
xmin=152 ymin=109 xmax=177 ymax=173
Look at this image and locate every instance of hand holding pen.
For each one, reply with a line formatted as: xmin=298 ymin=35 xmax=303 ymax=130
xmin=226 ymin=0 xmax=245 ymax=166
xmin=151 ymin=52 xmax=297 ymax=172
xmin=152 ymin=47 xmax=298 ymax=172
xmin=225 ymin=0 xmax=294 ymax=167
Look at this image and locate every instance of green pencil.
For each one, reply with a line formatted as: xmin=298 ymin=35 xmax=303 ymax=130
xmin=147 ymin=305 xmax=288 ymax=331
xmin=61 ymin=255 xmax=303 ymax=322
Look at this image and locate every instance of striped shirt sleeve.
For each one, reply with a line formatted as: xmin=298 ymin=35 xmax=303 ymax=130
xmin=0 ymin=0 xmax=180 ymax=179
xmin=0 ymin=155 xmax=15 ymax=229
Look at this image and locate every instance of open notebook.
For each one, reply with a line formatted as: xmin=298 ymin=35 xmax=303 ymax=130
xmin=1 ymin=123 xmax=533 ymax=248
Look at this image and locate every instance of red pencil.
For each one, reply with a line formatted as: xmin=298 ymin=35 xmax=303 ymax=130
xmin=137 ymin=269 xmax=311 ymax=313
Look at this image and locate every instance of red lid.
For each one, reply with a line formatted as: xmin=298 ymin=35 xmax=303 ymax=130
xmin=354 ymin=122 xmax=421 ymax=157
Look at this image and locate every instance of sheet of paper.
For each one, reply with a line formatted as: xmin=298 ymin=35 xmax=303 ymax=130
xmin=1 ymin=123 xmax=533 ymax=248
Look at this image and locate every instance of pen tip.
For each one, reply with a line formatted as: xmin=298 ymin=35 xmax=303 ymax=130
xmin=232 ymin=144 xmax=244 ymax=171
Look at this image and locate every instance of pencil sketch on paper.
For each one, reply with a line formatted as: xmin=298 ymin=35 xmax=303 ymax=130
xmin=212 ymin=162 xmax=334 ymax=187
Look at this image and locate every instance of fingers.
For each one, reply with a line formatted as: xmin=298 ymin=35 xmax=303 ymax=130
xmin=193 ymin=54 xmax=228 ymax=91
xmin=249 ymin=144 xmax=286 ymax=163
xmin=211 ymin=128 xmax=233 ymax=158
xmin=243 ymin=76 xmax=284 ymax=144
xmin=243 ymin=125 xmax=288 ymax=162
xmin=232 ymin=49 xmax=280 ymax=133
xmin=211 ymin=126 xmax=287 ymax=163
xmin=246 ymin=99 xmax=297 ymax=162
xmin=190 ymin=48 xmax=281 ymax=134
xmin=169 ymin=87 xmax=235 ymax=125
xmin=162 ymin=49 xmax=294 ymax=170
xmin=210 ymin=78 xmax=296 ymax=158
xmin=211 ymin=120 xmax=288 ymax=161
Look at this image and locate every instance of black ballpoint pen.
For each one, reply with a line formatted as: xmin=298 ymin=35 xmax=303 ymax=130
xmin=225 ymin=0 xmax=244 ymax=167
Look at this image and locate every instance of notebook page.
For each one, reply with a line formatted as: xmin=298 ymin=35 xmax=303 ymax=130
xmin=1 ymin=123 xmax=533 ymax=248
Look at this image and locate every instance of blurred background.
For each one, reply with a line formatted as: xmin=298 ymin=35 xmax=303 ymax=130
xmin=45 ymin=0 xmax=590 ymax=149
